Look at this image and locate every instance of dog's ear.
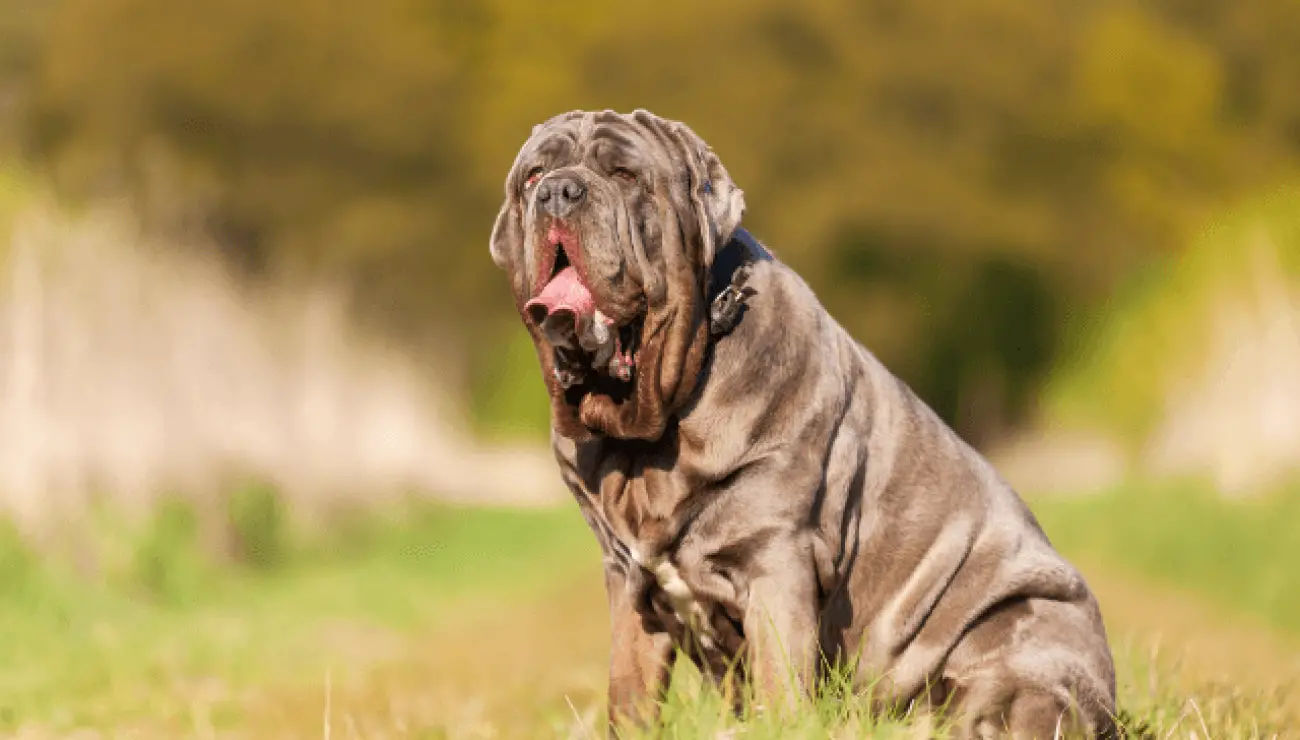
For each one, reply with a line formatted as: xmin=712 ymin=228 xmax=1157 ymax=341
xmin=691 ymin=129 xmax=746 ymax=261
xmin=577 ymin=111 xmax=733 ymax=440
xmin=489 ymin=139 xmax=525 ymax=271
xmin=641 ymin=112 xmax=746 ymax=267
xmin=488 ymin=187 xmax=520 ymax=271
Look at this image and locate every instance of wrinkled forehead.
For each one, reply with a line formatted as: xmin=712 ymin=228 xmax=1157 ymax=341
xmin=517 ymin=111 xmax=665 ymax=173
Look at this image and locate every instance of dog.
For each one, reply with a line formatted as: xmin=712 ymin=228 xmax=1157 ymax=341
xmin=488 ymin=109 xmax=1117 ymax=738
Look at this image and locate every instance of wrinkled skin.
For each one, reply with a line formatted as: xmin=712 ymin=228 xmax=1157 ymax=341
xmin=489 ymin=110 xmax=1117 ymax=738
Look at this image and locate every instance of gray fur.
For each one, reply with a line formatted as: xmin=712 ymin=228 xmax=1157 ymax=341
xmin=490 ymin=109 xmax=1117 ymax=738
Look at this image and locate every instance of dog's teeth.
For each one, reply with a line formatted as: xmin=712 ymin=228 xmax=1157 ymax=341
xmin=553 ymin=366 xmax=583 ymax=389
xmin=579 ymin=310 xmax=615 ymax=354
xmin=588 ymin=317 xmax=611 ymax=347
xmin=609 ymin=354 xmax=634 ymax=382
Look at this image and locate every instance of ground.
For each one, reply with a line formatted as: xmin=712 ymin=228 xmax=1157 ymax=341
xmin=1 ymin=486 xmax=1296 ymax=739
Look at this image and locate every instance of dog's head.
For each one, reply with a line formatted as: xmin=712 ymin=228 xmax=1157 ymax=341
xmin=489 ymin=110 xmax=746 ymax=441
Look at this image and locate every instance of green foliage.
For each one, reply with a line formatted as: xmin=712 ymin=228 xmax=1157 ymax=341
xmin=130 ymin=497 xmax=209 ymax=604
xmin=1046 ymin=186 xmax=1300 ymax=444
xmin=0 ymin=518 xmax=37 ymax=599
xmin=468 ymin=324 xmax=552 ymax=441
xmin=0 ymin=164 xmax=35 ymax=248
xmin=225 ymin=482 xmax=287 ymax=569
xmin=4 ymin=0 xmax=1300 ymax=441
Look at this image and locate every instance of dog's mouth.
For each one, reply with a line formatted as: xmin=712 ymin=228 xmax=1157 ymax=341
xmin=525 ymin=226 xmax=642 ymax=403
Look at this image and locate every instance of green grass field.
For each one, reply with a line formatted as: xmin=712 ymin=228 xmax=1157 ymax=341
xmin=0 ymin=484 xmax=1296 ymax=738
xmin=1034 ymin=482 xmax=1300 ymax=638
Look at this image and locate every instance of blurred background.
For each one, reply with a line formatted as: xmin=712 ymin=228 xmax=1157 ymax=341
xmin=0 ymin=1 xmax=1297 ymax=737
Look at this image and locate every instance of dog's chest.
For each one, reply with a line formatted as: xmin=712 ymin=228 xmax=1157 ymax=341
xmin=556 ymin=437 xmax=740 ymax=660
xmin=590 ymin=486 xmax=715 ymax=638
xmin=630 ymin=548 xmax=720 ymax=644
xmin=621 ymin=539 xmax=744 ymax=674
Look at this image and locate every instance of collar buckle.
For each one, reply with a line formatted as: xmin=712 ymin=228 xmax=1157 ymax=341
xmin=709 ymin=264 xmax=756 ymax=338
xmin=708 ymin=230 xmax=769 ymax=339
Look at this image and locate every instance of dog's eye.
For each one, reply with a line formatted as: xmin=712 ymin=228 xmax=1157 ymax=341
xmin=613 ymin=167 xmax=638 ymax=184
xmin=523 ymin=167 xmax=544 ymax=191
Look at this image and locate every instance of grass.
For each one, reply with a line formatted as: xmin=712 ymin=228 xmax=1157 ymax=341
xmin=627 ymin=652 xmax=1289 ymax=740
xmin=0 ymin=487 xmax=1295 ymax=738
xmin=0 ymin=497 xmax=598 ymax=736
xmin=1031 ymin=481 xmax=1300 ymax=637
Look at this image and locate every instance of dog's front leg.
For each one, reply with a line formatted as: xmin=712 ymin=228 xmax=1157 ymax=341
xmin=605 ymin=569 xmax=675 ymax=736
xmin=743 ymin=551 xmax=819 ymax=714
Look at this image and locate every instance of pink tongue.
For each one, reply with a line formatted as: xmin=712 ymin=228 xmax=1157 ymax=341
xmin=525 ymin=266 xmax=595 ymax=323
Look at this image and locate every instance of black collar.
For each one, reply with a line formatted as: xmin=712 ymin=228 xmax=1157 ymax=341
xmin=707 ymin=228 xmax=770 ymax=338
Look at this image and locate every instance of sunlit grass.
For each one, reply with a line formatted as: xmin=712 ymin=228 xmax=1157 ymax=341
xmin=1032 ymin=480 xmax=1300 ymax=636
xmin=0 ymin=498 xmax=596 ymax=734
xmin=633 ymin=658 xmax=954 ymax=740
xmin=612 ymin=636 xmax=1291 ymax=739
xmin=0 ymin=490 xmax=1294 ymax=737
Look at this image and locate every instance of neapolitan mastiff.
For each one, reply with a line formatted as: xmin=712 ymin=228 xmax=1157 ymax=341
xmin=488 ymin=109 xmax=1117 ymax=738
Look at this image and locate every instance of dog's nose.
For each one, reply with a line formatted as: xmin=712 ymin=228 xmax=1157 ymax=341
xmin=536 ymin=174 xmax=587 ymax=218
